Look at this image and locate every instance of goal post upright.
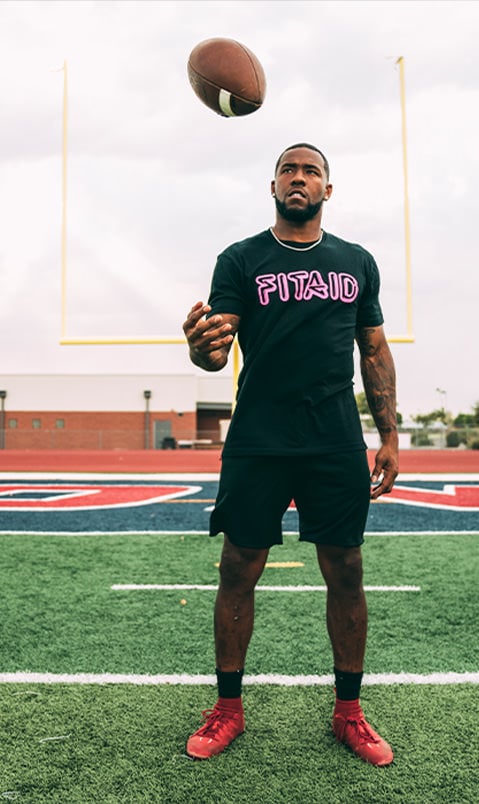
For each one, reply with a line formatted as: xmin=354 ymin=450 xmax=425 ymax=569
xmin=61 ymin=59 xmax=68 ymax=342
xmin=396 ymin=56 xmax=414 ymax=341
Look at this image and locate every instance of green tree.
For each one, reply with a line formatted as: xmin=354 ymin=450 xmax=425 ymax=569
xmin=454 ymin=413 xmax=475 ymax=428
xmin=413 ymin=408 xmax=449 ymax=426
xmin=453 ymin=402 xmax=479 ymax=428
xmin=355 ymin=391 xmax=370 ymax=415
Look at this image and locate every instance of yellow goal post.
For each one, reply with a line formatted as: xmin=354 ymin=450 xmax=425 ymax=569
xmin=58 ymin=58 xmax=414 ymax=394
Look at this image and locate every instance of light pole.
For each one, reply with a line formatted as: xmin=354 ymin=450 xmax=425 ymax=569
xmin=0 ymin=390 xmax=6 ymax=450
xmin=144 ymin=390 xmax=152 ymax=449
xmin=436 ymin=387 xmax=447 ymax=414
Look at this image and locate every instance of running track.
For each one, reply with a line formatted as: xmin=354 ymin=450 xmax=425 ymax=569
xmin=1 ymin=448 xmax=479 ymax=474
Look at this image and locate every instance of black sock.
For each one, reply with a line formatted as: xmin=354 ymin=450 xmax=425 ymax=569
xmin=216 ymin=668 xmax=244 ymax=699
xmin=334 ymin=667 xmax=363 ymax=701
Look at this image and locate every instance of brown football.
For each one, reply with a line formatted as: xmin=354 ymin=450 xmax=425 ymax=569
xmin=187 ymin=38 xmax=266 ymax=117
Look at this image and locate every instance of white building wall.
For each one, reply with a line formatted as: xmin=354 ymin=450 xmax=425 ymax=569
xmin=197 ymin=374 xmax=235 ymax=405
xmin=1 ymin=374 xmax=203 ymax=412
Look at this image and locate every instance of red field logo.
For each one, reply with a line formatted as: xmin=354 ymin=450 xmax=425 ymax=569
xmin=383 ymin=484 xmax=479 ymax=511
xmin=285 ymin=484 xmax=479 ymax=512
xmin=0 ymin=484 xmax=201 ymax=511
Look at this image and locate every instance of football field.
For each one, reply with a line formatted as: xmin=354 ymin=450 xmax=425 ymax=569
xmin=0 ymin=470 xmax=478 ymax=803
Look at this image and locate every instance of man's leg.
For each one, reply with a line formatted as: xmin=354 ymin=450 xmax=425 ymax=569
xmin=316 ymin=544 xmax=367 ymax=672
xmin=215 ymin=534 xmax=270 ymax=670
xmin=186 ymin=535 xmax=269 ymax=759
xmin=316 ymin=544 xmax=393 ymax=767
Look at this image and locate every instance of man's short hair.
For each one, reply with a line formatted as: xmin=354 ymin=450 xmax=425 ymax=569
xmin=275 ymin=143 xmax=330 ymax=179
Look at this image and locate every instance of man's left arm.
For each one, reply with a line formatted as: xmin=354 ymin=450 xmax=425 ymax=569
xmin=356 ymin=325 xmax=399 ymax=499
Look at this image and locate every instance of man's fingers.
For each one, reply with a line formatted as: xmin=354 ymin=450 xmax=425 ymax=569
xmin=193 ymin=317 xmax=230 ymax=342
xmin=197 ymin=322 xmax=233 ymax=351
xmin=200 ymin=332 xmax=234 ymax=354
xmin=370 ymin=465 xmax=397 ymax=499
xmin=183 ymin=305 xmax=234 ymax=356
xmin=183 ymin=303 xmax=210 ymax=337
xmin=371 ymin=480 xmax=391 ymax=500
xmin=184 ymin=302 xmax=208 ymax=324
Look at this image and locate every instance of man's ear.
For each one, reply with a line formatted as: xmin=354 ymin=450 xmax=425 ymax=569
xmin=271 ymin=180 xmax=276 ymax=197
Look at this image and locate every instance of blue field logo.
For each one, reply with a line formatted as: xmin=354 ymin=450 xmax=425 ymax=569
xmin=0 ymin=478 xmax=478 ymax=534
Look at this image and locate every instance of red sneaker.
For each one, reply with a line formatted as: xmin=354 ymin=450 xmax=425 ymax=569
xmin=186 ymin=702 xmax=245 ymax=759
xmin=333 ymin=708 xmax=394 ymax=766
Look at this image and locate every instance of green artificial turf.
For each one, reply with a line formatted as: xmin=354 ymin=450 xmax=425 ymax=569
xmin=0 ymin=532 xmax=478 ymax=675
xmin=0 ymin=684 xmax=478 ymax=803
xmin=1 ymin=531 xmax=478 ymax=802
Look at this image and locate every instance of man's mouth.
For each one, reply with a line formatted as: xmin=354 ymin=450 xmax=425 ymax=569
xmin=287 ymin=189 xmax=306 ymax=199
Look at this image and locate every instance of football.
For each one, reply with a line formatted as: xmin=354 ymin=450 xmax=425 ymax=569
xmin=187 ymin=38 xmax=266 ymax=117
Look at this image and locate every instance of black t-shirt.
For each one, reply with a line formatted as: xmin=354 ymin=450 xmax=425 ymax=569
xmin=208 ymin=229 xmax=384 ymax=456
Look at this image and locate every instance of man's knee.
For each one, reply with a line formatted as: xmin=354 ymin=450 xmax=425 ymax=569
xmin=316 ymin=545 xmax=364 ymax=593
xmin=219 ymin=535 xmax=268 ymax=590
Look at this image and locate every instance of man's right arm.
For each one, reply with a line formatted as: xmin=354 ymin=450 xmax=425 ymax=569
xmin=182 ymin=301 xmax=240 ymax=372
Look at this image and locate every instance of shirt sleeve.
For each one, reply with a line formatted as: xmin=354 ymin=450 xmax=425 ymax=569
xmin=207 ymin=250 xmax=245 ymax=317
xmin=356 ymin=253 xmax=384 ymax=328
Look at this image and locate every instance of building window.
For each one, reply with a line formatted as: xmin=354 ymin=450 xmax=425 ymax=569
xmin=32 ymin=419 xmax=41 ymax=429
xmin=55 ymin=419 xmax=65 ymax=429
xmin=8 ymin=419 xmax=17 ymax=428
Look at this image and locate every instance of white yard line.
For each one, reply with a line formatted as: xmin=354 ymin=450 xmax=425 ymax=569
xmin=1 ymin=472 xmax=479 ymax=482
xmin=0 ymin=671 xmax=477 ymax=685
xmin=111 ymin=583 xmax=421 ymax=592
xmin=0 ymin=472 xmax=221 ymax=482
xmin=1 ymin=530 xmax=478 ymax=537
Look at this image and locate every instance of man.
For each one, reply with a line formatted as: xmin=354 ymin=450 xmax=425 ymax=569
xmin=182 ymin=143 xmax=398 ymax=766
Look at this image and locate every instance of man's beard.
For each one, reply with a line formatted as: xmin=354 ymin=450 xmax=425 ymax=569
xmin=274 ymin=196 xmax=323 ymax=222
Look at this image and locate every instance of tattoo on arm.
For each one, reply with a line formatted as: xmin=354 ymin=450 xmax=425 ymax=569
xmin=357 ymin=327 xmax=398 ymax=438
xmin=356 ymin=327 xmax=377 ymax=357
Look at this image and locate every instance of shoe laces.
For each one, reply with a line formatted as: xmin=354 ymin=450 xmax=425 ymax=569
xmin=344 ymin=715 xmax=381 ymax=745
xmin=196 ymin=707 xmax=237 ymax=738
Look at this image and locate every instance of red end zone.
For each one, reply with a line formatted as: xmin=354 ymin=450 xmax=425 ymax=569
xmin=0 ymin=449 xmax=478 ymax=474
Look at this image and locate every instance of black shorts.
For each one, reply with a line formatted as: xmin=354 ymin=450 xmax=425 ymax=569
xmin=209 ymin=451 xmax=371 ymax=549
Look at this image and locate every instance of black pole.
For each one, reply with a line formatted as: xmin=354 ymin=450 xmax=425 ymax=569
xmin=143 ymin=390 xmax=151 ymax=449
xmin=0 ymin=391 xmax=6 ymax=450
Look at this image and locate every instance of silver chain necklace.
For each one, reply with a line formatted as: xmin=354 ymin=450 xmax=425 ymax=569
xmin=269 ymin=227 xmax=324 ymax=251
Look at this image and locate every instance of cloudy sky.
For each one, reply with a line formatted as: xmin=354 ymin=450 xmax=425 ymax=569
xmin=1 ymin=0 xmax=478 ymax=418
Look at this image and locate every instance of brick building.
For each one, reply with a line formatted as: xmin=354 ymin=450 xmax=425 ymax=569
xmin=0 ymin=374 xmax=233 ymax=450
